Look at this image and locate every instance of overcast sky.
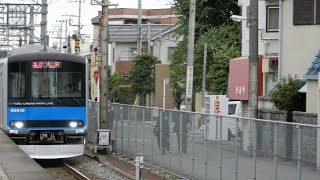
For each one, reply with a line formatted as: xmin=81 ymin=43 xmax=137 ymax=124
xmin=47 ymin=0 xmax=172 ymax=39
xmin=1 ymin=0 xmax=172 ymax=45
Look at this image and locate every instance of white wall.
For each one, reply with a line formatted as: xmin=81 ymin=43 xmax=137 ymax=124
xmin=152 ymin=32 xmax=181 ymax=64
xmin=282 ymin=1 xmax=320 ymax=79
xmin=239 ymin=0 xmax=279 ymax=57
xmin=306 ymin=81 xmax=318 ymax=113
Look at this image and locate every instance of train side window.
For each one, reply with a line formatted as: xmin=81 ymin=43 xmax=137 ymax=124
xmin=8 ymin=62 xmax=26 ymax=99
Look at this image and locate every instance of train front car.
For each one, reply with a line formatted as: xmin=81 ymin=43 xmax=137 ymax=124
xmin=6 ymin=51 xmax=88 ymax=159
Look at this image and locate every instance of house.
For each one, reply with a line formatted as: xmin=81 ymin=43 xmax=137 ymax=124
xmin=238 ymin=0 xmax=279 ymax=94
xmin=151 ymin=25 xmax=182 ymax=109
xmin=151 ymin=25 xmax=181 ymax=64
xmin=91 ymin=8 xmax=177 ymax=75
xmin=280 ymin=0 xmax=320 ymax=113
xmin=235 ymin=0 xmax=320 ymax=113
xmin=229 ymin=0 xmax=280 ymax=115
xmin=90 ymin=8 xmax=179 ymax=107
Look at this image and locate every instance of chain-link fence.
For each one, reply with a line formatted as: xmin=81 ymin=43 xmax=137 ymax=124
xmin=90 ymin=102 xmax=320 ymax=179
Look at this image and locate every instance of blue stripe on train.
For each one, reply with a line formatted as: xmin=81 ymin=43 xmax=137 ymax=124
xmin=7 ymin=107 xmax=86 ymax=130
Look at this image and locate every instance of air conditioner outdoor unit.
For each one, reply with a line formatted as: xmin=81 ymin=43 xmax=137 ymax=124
xmin=262 ymin=58 xmax=278 ymax=73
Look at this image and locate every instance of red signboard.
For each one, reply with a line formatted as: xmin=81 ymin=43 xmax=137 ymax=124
xmin=93 ymin=70 xmax=100 ymax=83
xmin=229 ymin=57 xmax=249 ymax=100
xmin=228 ymin=56 xmax=263 ymax=100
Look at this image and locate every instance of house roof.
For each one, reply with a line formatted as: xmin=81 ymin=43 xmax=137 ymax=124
xmin=304 ymin=50 xmax=320 ymax=80
xmin=151 ymin=25 xmax=179 ymax=40
xmin=108 ymin=24 xmax=175 ymax=42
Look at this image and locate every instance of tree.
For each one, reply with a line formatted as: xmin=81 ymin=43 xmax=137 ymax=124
xmin=269 ymin=75 xmax=301 ymax=116
xmin=172 ymin=0 xmax=240 ymax=36
xmin=169 ymin=0 xmax=240 ymax=108
xmin=194 ymin=24 xmax=240 ymax=94
xmin=108 ymin=73 xmax=124 ymax=102
xmin=169 ymin=39 xmax=188 ymax=109
xmin=130 ymin=53 xmax=160 ymax=105
xmin=118 ymin=85 xmax=135 ymax=105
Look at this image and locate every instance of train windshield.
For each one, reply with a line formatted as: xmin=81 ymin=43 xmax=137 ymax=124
xmin=31 ymin=60 xmax=84 ymax=100
xmin=8 ymin=60 xmax=85 ymax=106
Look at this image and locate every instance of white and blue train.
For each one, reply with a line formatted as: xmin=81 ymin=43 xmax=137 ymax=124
xmin=0 ymin=45 xmax=88 ymax=159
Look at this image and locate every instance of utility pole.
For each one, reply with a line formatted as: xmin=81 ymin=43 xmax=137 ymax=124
xmin=67 ymin=35 xmax=71 ymax=53
xmin=147 ymin=22 xmax=151 ymax=54
xmin=185 ymin=0 xmax=196 ymax=111
xmin=59 ymin=22 xmax=63 ymax=52
xmin=41 ymin=0 xmax=48 ymax=51
xmin=29 ymin=6 xmax=34 ymax=44
xmin=137 ymin=0 xmax=142 ymax=54
xmin=202 ymin=43 xmax=207 ymax=111
xmin=100 ymin=0 xmax=109 ymax=129
xmin=92 ymin=0 xmax=118 ymax=130
xmin=23 ymin=10 xmax=28 ymax=45
xmin=248 ymin=0 xmax=258 ymax=119
xmin=78 ymin=0 xmax=82 ymax=37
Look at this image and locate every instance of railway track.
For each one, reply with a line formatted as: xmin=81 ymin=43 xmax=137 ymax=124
xmin=63 ymin=163 xmax=91 ymax=180
xmin=37 ymin=159 xmax=91 ymax=180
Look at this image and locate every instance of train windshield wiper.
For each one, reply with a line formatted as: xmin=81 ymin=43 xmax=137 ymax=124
xmin=50 ymin=94 xmax=61 ymax=104
xmin=71 ymin=96 xmax=81 ymax=105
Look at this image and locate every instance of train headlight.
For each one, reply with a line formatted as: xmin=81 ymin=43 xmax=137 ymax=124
xmin=69 ymin=121 xmax=78 ymax=128
xmin=15 ymin=122 xmax=24 ymax=128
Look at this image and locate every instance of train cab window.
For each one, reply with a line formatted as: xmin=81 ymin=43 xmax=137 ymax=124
xmin=8 ymin=62 xmax=26 ymax=99
xmin=31 ymin=61 xmax=84 ymax=100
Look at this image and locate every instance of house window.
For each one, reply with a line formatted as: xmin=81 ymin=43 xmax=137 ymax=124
xmin=267 ymin=6 xmax=279 ymax=32
xmin=130 ymin=48 xmax=137 ymax=55
xmin=293 ymin=0 xmax=320 ymax=25
xmin=168 ymin=47 xmax=176 ymax=62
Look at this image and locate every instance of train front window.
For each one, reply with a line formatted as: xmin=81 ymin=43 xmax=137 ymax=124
xmin=31 ymin=60 xmax=84 ymax=100
xmin=8 ymin=62 xmax=26 ymax=99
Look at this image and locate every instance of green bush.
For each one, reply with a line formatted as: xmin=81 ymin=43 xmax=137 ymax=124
xmin=118 ymin=85 xmax=135 ymax=105
xmin=269 ymin=75 xmax=303 ymax=113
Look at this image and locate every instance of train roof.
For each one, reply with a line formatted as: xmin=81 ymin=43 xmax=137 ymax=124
xmin=7 ymin=45 xmax=86 ymax=64
xmin=8 ymin=45 xmax=59 ymax=56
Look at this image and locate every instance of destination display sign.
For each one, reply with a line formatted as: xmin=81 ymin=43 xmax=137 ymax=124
xmin=32 ymin=61 xmax=62 ymax=69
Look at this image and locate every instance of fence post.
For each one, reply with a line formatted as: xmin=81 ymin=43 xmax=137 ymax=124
xmin=160 ymin=109 xmax=163 ymax=168
xmin=235 ymin=118 xmax=239 ymax=180
xmin=135 ymin=107 xmax=138 ymax=157
xmin=297 ymin=124 xmax=301 ymax=180
xmin=151 ymin=107 xmax=155 ymax=166
xmin=192 ymin=114 xmax=195 ymax=180
xmin=169 ymin=111 xmax=172 ymax=171
xmin=219 ymin=116 xmax=223 ymax=180
xmin=142 ymin=108 xmax=145 ymax=156
xmin=114 ymin=105 xmax=118 ymax=151
xmin=135 ymin=157 xmax=141 ymax=180
xmin=253 ymin=120 xmax=257 ymax=180
xmin=205 ymin=114 xmax=208 ymax=180
xmin=128 ymin=107 xmax=131 ymax=155
xmin=273 ymin=122 xmax=278 ymax=180
xmin=179 ymin=111 xmax=183 ymax=176
xmin=121 ymin=106 xmax=124 ymax=153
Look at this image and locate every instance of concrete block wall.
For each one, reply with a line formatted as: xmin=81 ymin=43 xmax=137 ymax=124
xmin=257 ymin=109 xmax=318 ymax=166
xmin=154 ymin=64 xmax=175 ymax=109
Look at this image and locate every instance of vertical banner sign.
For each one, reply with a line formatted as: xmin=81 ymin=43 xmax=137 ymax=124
xmin=207 ymin=95 xmax=229 ymax=140
xmin=186 ymin=66 xmax=194 ymax=103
